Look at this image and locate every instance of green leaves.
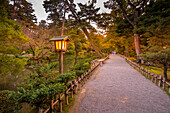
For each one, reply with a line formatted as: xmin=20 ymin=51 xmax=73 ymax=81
xmin=0 ymin=18 xmax=29 ymax=77
xmin=0 ymin=90 xmax=15 ymax=112
xmin=72 ymin=58 xmax=92 ymax=76
xmin=9 ymin=62 xmax=79 ymax=111
xmin=57 ymin=71 xmax=76 ymax=85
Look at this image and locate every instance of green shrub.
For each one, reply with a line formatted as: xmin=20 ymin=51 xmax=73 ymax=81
xmin=57 ymin=71 xmax=76 ymax=85
xmin=71 ymin=58 xmax=92 ymax=76
xmin=0 ymin=90 xmax=15 ymax=113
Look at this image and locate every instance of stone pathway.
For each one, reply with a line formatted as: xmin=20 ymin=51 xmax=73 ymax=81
xmin=68 ymin=55 xmax=170 ymax=113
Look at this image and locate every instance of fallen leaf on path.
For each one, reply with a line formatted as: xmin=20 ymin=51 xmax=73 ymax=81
xmin=120 ymin=100 xmax=125 ymax=103
xmin=124 ymin=97 xmax=128 ymax=100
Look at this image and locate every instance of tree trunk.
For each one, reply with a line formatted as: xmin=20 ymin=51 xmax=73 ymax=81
xmin=65 ymin=0 xmax=102 ymax=58
xmin=74 ymin=43 xmax=78 ymax=65
xmin=81 ymin=27 xmax=101 ymax=58
xmin=134 ymin=33 xmax=141 ymax=61
xmin=13 ymin=0 xmax=16 ymax=19
xmin=163 ymin=63 xmax=168 ymax=80
xmin=61 ymin=1 xmax=66 ymax=36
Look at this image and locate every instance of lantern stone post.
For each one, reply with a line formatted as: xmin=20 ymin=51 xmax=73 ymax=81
xmin=50 ymin=35 xmax=71 ymax=74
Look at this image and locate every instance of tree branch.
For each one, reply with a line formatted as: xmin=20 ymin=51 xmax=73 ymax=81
xmin=65 ymin=0 xmax=81 ymax=23
xmin=116 ymin=0 xmax=135 ymax=27
xmin=127 ymin=0 xmax=136 ymax=8
xmin=139 ymin=0 xmax=149 ymax=13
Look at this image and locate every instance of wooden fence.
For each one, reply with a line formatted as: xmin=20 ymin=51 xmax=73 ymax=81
xmin=40 ymin=56 xmax=109 ymax=113
xmin=119 ymin=54 xmax=170 ymax=94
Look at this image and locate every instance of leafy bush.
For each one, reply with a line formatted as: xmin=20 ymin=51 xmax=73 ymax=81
xmin=57 ymin=71 xmax=76 ymax=85
xmin=9 ymin=82 xmax=65 ymax=111
xmin=72 ymin=58 xmax=92 ymax=76
xmin=0 ymin=90 xmax=15 ymax=113
xmin=8 ymin=62 xmax=78 ymax=111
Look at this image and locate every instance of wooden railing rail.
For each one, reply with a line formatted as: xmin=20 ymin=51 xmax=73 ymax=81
xmin=118 ymin=54 xmax=170 ymax=94
xmin=41 ymin=55 xmax=109 ymax=113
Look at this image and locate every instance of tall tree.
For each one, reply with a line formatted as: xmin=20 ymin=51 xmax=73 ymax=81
xmin=139 ymin=0 xmax=170 ymax=80
xmin=104 ymin=0 xmax=149 ymax=61
xmin=69 ymin=28 xmax=86 ymax=65
xmin=0 ymin=3 xmax=29 ymax=76
xmin=67 ymin=0 xmax=104 ymax=57
xmin=10 ymin=0 xmax=37 ymax=27
xmin=44 ymin=0 xmax=103 ymax=58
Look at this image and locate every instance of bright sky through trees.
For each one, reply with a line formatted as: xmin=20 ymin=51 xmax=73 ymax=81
xmin=26 ymin=0 xmax=111 ymax=22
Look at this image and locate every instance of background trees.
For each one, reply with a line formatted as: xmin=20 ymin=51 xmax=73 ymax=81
xmin=0 ymin=0 xmax=170 ymax=112
xmin=139 ymin=0 xmax=170 ymax=79
xmin=43 ymin=0 xmax=104 ymax=58
xmin=0 ymin=1 xmax=29 ymax=77
xmin=104 ymin=0 xmax=150 ymax=61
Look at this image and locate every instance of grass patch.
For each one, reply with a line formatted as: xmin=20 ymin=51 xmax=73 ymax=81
xmin=126 ymin=60 xmax=170 ymax=95
xmin=126 ymin=56 xmax=170 ymax=80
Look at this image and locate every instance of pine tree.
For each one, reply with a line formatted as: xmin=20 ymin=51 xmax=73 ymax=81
xmin=0 ymin=3 xmax=29 ymax=76
xmin=10 ymin=0 xmax=37 ymax=27
xmin=104 ymin=0 xmax=150 ymax=61
xmin=44 ymin=0 xmax=103 ymax=58
xmin=139 ymin=0 xmax=170 ymax=80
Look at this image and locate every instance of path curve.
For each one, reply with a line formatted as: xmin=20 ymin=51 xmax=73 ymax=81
xmin=69 ymin=55 xmax=170 ymax=113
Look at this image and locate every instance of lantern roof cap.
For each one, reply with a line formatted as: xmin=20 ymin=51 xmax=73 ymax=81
xmin=50 ymin=35 xmax=71 ymax=41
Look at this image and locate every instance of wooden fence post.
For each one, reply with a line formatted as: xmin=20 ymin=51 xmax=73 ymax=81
xmin=162 ymin=77 xmax=165 ymax=89
xmin=81 ymin=74 xmax=84 ymax=85
xmin=59 ymin=94 xmax=62 ymax=113
xmin=151 ymin=73 xmax=154 ymax=82
xmin=39 ymin=108 xmax=43 ymax=113
xmin=71 ymin=83 xmax=74 ymax=98
xmin=141 ymin=67 xmax=143 ymax=74
xmin=145 ymin=70 xmax=148 ymax=77
xmin=84 ymin=73 xmax=87 ymax=81
xmin=78 ymin=77 xmax=81 ymax=89
xmin=50 ymin=100 xmax=54 ymax=113
xmin=158 ymin=75 xmax=161 ymax=87
xmin=148 ymin=71 xmax=150 ymax=79
xmin=85 ymin=73 xmax=88 ymax=80
xmin=74 ymin=79 xmax=78 ymax=94
xmin=65 ymin=88 xmax=69 ymax=105
xmin=143 ymin=68 xmax=145 ymax=75
xmin=138 ymin=65 xmax=140 ymax=70
xmin=155 ymin=74 xmax=157 ymax=84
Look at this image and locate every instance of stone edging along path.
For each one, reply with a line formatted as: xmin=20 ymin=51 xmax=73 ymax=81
xmin=68 ymin=54 xmax=170 ymax=113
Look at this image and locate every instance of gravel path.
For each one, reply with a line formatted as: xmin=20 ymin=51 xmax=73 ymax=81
xmin=69 ymin=55 xmax=170 ymax=113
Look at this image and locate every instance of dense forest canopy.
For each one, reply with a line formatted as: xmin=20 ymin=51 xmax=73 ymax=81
xmin=0 ymin=0 xmax=169 ymax=78
xmin=0 ymin=0 xmax=169 ymax=112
